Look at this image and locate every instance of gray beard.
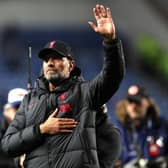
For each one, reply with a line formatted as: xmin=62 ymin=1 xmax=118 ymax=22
xmin=44 ymin=72 xmax=66 ymax=86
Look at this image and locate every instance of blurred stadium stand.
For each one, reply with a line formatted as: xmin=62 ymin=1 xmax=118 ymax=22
xmin=147 ymin=0 xmax=168 ymax=23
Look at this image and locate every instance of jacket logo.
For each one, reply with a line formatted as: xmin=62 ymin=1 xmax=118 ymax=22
xmin=59 ymin=92 xmax=66 ymax=102
xmin=28 ymin=102 xmax=36 ymax=109
xmin=58 ymin=92 xmax=72 ymax=113
xmin=59 ymin=104 xmax=72 ymax=113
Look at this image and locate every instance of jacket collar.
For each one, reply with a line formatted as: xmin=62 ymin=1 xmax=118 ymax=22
xmin=35 ymin=76 xmax=79 ymax=97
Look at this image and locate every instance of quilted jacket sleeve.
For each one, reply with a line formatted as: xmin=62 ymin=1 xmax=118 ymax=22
xmin=86 ymin=39 xmax=125 ymax=108
xmin=1 ymin=94 xmax=44 ymax=157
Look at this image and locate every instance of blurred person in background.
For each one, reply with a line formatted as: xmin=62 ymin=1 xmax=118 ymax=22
xmin=0 ymin=88 xmax=27 ymax=168
xmin=115 ymin=85 xmax=168 ymax=168
xmin=1 ymin=4 xmax=125 ymax=168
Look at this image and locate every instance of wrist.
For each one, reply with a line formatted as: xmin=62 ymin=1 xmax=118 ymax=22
xmin=39 ymin=123 xmax=46 ymax=134
xmin=103 ymin=34 xmax=116 ymax=43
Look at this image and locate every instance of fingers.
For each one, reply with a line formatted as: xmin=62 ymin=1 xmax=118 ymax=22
xmin=59 ymin=120 xmax=77 ymax=129
xmin=58 ymin=118 xmax=76 ymax=122
xmin=59 ymin=121 xmax=77 ymax=133
xmin=49 ymin=108 xmax=59 ymax=118
xmin=94 ymin=4 xmax=111 ymax=19
xmin=100 ymin=5 xmax=106 ymax=17
xmin=58 ymin=120 xmax=77 ymax=134
xmin=60 ymin=121 xmax=78 ymax=125
xmin=52 ymin=120 xmax=77 ymax=134
xmin=88 ymin=21 xmax=98 ymax=32
xmin=106 ymin=7 xmax=112 ymax=18
xmin=60 ymin=124 xmax=77 ymax=128
xmin=93 ymin=7 xmax=100 ymax=21
xmin=62 ymin=120 xmax=77 ymax=124
xmin=95 ymin=4 xmax=105 ymax=18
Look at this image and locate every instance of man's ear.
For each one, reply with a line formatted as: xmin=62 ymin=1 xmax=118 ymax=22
xmin=69 ymin=60 xmax=75 ymax=72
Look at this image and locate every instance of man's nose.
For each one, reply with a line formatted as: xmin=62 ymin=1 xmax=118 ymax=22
xmin=130 ymin=103 xmax=136 ymax=109
xmin=47 ymin=57 xmax=55 ymax=65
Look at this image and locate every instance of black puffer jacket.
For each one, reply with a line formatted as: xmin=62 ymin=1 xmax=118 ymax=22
xmin=96 ymin=110 xmax=122 ymax=168
xmin=1 ymin=40 xmax=125 ymax=168
xmin=0 ymin=119 xmax=16 ymax=168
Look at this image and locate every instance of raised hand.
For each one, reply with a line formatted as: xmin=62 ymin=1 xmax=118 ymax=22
xmin=39 ymin=108 xmax=77 ymax=134
xmin=88 ymin=4 xmax=116 ymax=42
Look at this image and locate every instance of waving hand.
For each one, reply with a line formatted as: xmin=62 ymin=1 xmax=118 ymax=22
xmin=88 ymin=4 xmax=116 ymax=42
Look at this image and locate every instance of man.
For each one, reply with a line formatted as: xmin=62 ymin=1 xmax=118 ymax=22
xmin=2 ymin=4 xmax=125 ymax=168
xmin=115 ymin=85 xmax=168 ymax=168
xmin=2 ymin=88 xmax=28 ymax=125
xmin=0 ymin=88 xmax=27 ymax=168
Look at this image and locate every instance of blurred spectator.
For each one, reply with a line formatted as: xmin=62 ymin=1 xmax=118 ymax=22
xmin=0 ymin=88 xmax=27 ymax=168
xmin=115 ymin=85 xmax=168 ymax=168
